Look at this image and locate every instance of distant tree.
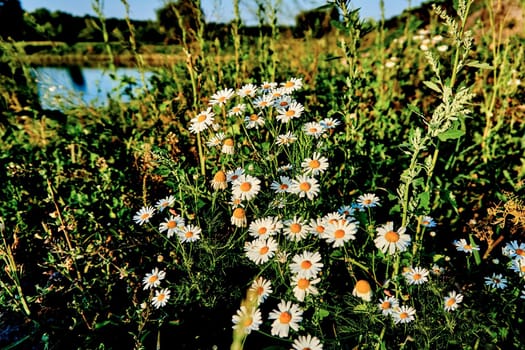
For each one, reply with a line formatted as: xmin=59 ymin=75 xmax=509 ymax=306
xmin=156 ymin=1 xmax=203 ymax=44
xmin=0 ymin=0 xmax=25 ymax=40
xmin=295 ymin=6 xmax=340 ymax=38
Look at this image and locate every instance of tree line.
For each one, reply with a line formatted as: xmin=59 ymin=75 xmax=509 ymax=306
xmin=0 ymin=0 xmax=339 ymax=45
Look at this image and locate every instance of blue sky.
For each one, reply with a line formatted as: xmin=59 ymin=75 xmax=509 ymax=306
xmin=20 ymin=0 xmax=427 ymax=25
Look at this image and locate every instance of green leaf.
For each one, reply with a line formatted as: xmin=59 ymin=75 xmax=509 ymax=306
xmin=315 ymin=308 xmax=330 ymax=320
xmin=465 ymin=60 xmax=493 ymax=70
xmin=438 ymin=128 xmax=465 ymax=141
xmin=418 ymin=191 xmax=430 ymax=210
xmin=423 ymin=80 xmax=442 ymax=94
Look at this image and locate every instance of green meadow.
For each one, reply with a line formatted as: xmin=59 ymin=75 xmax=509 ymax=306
xmin=1 ymin=0 xmax=524 ymax=349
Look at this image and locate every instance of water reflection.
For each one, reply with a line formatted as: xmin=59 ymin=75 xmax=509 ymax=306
xmin=33 ymin=66 xmax=153 ymax=110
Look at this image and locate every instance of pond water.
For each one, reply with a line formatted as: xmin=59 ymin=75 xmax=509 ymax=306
xmin=33 ymin=67 xmax=153 ymax=110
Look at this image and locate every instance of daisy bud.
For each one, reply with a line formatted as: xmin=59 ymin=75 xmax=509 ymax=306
xmin=231 ymin=208 xmax=247 ymax=227
xmin=352 ymin=279 xmax=373 ymax=302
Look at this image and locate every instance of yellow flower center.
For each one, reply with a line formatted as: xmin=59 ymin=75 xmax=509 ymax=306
xmin=363 ymin=199 xmax=372 ymax=205
xmin=224 ymin=138 xmax=234 ymax=146
xmin=297 ymin=278 xmax=310 ymax=290
xmin=214 ymin=170 xmax=226 ymax=182
xmin=446 ymin=298 xmax=456 ymax=307
xmin=334 ymin=229 xmax=345 ymax=239
xmin=280 ymin=183 xmax=289 ymax=190
xmin=301 ymin=260 xmax=312 ymax=269
xmin=384 ymin=230 xmax=400 ymax=243
xmin=185 ymin=231 xmax=194 ymax=238
xmin=284 ymin=81 xmax=294 ymax=88
xmin=316 ymin=225 xmax=325 ymax=234
xmin=197 ymin=114 xmax=207 ymax=123
xmin=233 ymin=208 xmax=246 ymax=219
xmin=381 ymin=301 xmax=391 ymax=310
xmin=259 ymin=246 xmax=269 ymax=255
xmin=167 ymin=220 xmax=177 ymax=229
xmin=309 ymin=159 xmax=320 ymax=169
xmin=256 ymin=286 xmax=264 ymax=295
xmin=355 ymin=280 xmax=371 ymax=293
xmin=258 ymin=227 xmax=267 ymax=235
xmin=279 ymin=311 xmax=292 ymax=324
xmin=140 ymin=213 xmax=150 ymax=220
xmin=290 ymin=223 xmax=302 ymax=234
xmin=308 ymin=127 xmax=318 ymax=133
xmin=516 ymin=248 xmax=524 ymax=256
xmin=240 ymin=182 xmax=252 ymax=192
xmin=463 ymin=244 xmax=472 ymax=250
xmin=243 ymin=317 xmax=253 ymax=327
xmin=412 ymin=273 xmax=422 ymax=280
xmin=285 ymin=110 xmax=295 ymax=117
xmin=249 ymin=114 xmax=259 ymax=121
xmin=399 ymin=312 xmax=408 ymax=319
xmin=299 ymin=182 xmax=311 ymax=192
xmin=218 ymin=96 xmax=226 ymax=103
xmin=148 ymin=275 xmax=158 ymax=284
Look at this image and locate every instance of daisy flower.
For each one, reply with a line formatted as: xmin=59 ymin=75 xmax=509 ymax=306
xmin=210 ymin=170 xmax=228 ymax=191
xmin=189 ymin=107 xmax=215 ymax=134
xmin=404 ymin=266 xmax=430 ymax=285
xmin=323 ymin=212 xmax=344 ymax=225
xmin=320 ymin=117 xmax=341 ymax=130
xmin=443 ymin=291 xmax=464 ymax=312
xmin=231 ymin=207 xmax=247 ymax=227
xmin=291 ymin=275 xmax=320 ymax=302
xmin=337 ymin=205 xmax=356 ymax=219
xmin=253 ymin=94 xmax=273 ymax=109
xmin=270 ymin=87 xmax=287 ymax=100
xmin=209 ymin=88 xmax=234 ymax=106
xmin=228 ymin=103 xmax=246 ymax=117
xmin=232 ymin=174 xmax=261 ymax=201
xmin=324 ymin=219 xmax=358 ymax=248
xmin=178 ymin=224 xmax=202 ymax=243
xmin=392 ymin=305 xmax=416 ymax=324
xmin=306 ymin=217 xmax=328 ymax=238
xmin=356 ymin=193 xmax=381 ymax=208
xmin=431 ymin=264 xmax=445 ymax=276
xmin=237 ymin=83 xmax=257 ymax=98
xmin=301 ymin=152 xmax=329 ymax=176
xmin=232 ymin=306 xmax=263 ymax=334
xmin=283 ymin=216 xmax=309 ymax=242
xmin=268 ymin=300 xmax=303 ymax=338
xmin=245 ymin=237 xmax=279 ymax=265
xmin=226 ymin=167 xmax=245 ymax=183
xmin=206 ymin=132 xmax=226 ymax=147
xmin=155 ymin=195 xmax=175 ymax=212
xmin=260 ymin=81 xmax=277 ymax=92
xmin=277 ymin=164 xmax=293 ymax=172
xmin=159 ymin=215 xmax=185 ymax=238
xmin=248 ymin=216 xmax=281 ymax=238
xmin=378 ymin=296 xmax=399 ymax=316
xmin=276 ymin=132 xmax=297 ymax=146
xmin=270 ymin=176 xmax=293 ymax=193
xmin=290 ymin=175 xmax=320 ymax=200
xmin=276 ymin=101 xmax=304 ymax=123
xmin=281 ymin=77 xmax=303 ymax=93
xmin=229 ymin=195 xmax=244 ymax=209
xmin=374 ymin=222 xmax=411 ymax=255
xmin=453 ymin=238 xmax=480 ymax=254
xmin=510 ymin=258 xmax=525 ymax=277
xmin=142 ymin=267 xmax=166 ymax=290
xmin=291 ymin=334 xmax=323 ymax=350
xmin=303 ymin=121 xmax=325 ymax=138
xmin=290 ymin=251 xmax=324 ymax=279
xmin=245 ymin=113 xmax=265 ymax=129
xmin=133 ymin=206 xmax=155 ymax=225
xmin=420 ymin=216 xmax=437 ymax=228
xmin=273 ymin=95 xmax=293 ymax=109
xmin=151 ymin=288 xmax=171 ymax=309
xmin=249 ymin=277 xmax=273 ymax=304
xmin=502 ymin=240 xmax=525 ymax=259
xmin=221 ymin=138 xmax=235 ymax=155
xmin=352 ymin=279 xmax=372 ymax=301
xmin=484 ymin=273 xmax=508 ymax=289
